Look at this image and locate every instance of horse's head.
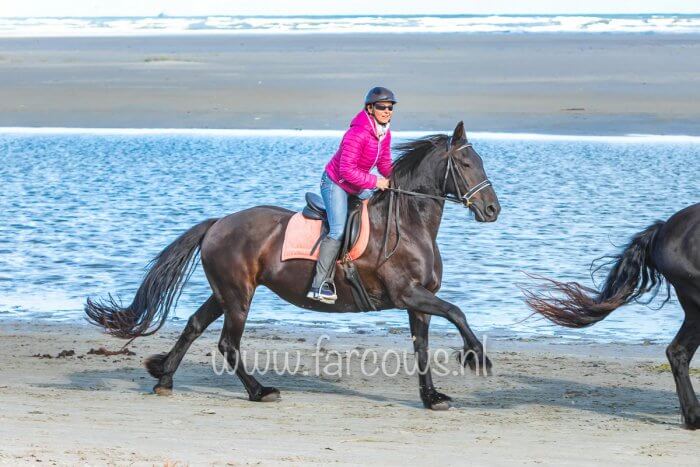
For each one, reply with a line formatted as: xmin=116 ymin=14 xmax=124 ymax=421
xmin=385 ymin=124 xmax=500 ymax=222
xmin=439 ymin=122 xmax=500 ymax=222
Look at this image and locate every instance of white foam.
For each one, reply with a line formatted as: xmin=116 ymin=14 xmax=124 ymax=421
xmin=2 ymin=127 xmax=700 ymax=143
xmin=1 ymin=15 xmax=700 ymax=38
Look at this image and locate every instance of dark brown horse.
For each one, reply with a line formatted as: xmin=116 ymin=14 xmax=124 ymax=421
xmin=525 ymin=203 xmax=700 ymax=429
xmin=86 ymin=122 xmax=501 ymax=410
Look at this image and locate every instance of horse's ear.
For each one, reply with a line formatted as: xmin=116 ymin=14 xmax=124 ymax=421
xmin=451 ymin=121 xmax=466 ymax=144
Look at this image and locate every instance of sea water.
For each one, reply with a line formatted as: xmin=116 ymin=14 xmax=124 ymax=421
xmin=0 ymin=129 xmax=698 ymax=343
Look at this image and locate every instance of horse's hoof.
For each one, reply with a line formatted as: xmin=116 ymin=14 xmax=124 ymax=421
xmin=153 ymin=385 xmax=172 ymax=396
xmin=461 ymin=351 xmax=492 ymax=376
xmin=423 ymin=391 xmax=452 ymax=410
xmin=468 ymin=357 xmax=493 ymax=376
xmin=255 ymin=387 xmax=280 ymax=402
xmin=683 ymin=407 xmax=700 ymax=430
xmin=430 ymin=401 xmax=451 ymax=411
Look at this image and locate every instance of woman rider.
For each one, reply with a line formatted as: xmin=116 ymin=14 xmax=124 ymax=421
xmin=307 ymin=86 xmax=396 ymax=303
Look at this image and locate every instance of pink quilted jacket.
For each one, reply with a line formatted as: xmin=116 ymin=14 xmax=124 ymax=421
xmin=324 ymin=110 xmax=392 ymax=195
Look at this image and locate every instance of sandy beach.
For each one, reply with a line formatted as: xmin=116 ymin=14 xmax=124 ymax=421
xmin=1 ymin=320 xmax=699 ymax=465
xmin=0 ymin=33 xmax=699 ymax=134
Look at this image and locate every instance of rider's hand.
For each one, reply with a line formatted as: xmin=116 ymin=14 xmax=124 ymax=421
xmin=375 ymin=177 xmax=390 ymax=191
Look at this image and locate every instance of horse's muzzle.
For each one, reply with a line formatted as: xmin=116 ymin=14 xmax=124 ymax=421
xmin=471 ymin=200 xmax=500 ymax=222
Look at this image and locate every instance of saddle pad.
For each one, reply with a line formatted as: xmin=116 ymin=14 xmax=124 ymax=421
xmin=281 ymin=200 xmax=370 ymax=262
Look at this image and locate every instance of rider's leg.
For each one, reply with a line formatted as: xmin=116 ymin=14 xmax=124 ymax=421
xmin=321 ymin=172 xmax=349 ymax=241
xmin=307 ymin=171 xmax=347 ymax=302
xmin=308 ymin=236 xmax=342 ymax=301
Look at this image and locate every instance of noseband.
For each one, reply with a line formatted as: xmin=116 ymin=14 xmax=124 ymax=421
xmin=380 ymin=137 xmax=493 ymax=260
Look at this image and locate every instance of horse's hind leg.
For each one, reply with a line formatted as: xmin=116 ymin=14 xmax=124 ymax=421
xmin=217 ymin=288 xmax=280 ymax=402
xmin=666 ymin=287 xmax=700 ymax=429
xmin=145 ymin=295 xmax=223 ymax=395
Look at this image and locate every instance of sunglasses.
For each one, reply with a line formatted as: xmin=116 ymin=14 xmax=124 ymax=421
xmin=373 ymin=103 xmax=394 ymax=111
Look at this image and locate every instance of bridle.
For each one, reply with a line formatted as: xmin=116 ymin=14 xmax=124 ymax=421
xmin=441 ymin=138 xmax=493 ymax=207
xmin=385 ymin=138 xmax=493 ymax=208
xmin=380 ymin=137 xmax=493 ymax=260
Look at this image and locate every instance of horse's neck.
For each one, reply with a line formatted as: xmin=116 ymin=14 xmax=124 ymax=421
xmin=397 ymin=175 xmax=446 ymax=239
xmin=370 ymin=161 xmax=449 ymax=244
xmin=370 ymin=193 xmax=445 ymax=243
xmin=404 ymin=196 xmax=446 ymax=240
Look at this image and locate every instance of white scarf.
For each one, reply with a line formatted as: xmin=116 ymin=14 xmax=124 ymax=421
xmin=376 ymin=121 xmax=389 ymax=138
xmin=364 ymin=110 xmax=390 ymax=139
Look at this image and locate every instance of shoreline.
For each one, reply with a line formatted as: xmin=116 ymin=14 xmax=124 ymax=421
xmin=0 ymin=313 xmax=680 ymax=348
xmin=4 ymin=126 xmax=700 ymax=141
xmin=2 ymin=320 xmax=698 ymax=465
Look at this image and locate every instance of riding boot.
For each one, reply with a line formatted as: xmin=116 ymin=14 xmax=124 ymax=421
xmin=306 ymin=237 xmax=342 ymax=303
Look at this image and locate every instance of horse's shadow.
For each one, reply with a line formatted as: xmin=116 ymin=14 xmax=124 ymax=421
xmin=34 ymin=361 xmax=420 ymax=407
xmin=34 ymin=360 xmax=680 ymax=425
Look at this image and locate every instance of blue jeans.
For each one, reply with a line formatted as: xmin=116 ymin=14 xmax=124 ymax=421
xmin=321 ymin=171 xmax=372 ymax=240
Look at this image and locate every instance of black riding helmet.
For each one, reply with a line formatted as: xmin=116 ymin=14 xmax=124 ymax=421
xmin=364 ymin=86 xmax=398 ymax=105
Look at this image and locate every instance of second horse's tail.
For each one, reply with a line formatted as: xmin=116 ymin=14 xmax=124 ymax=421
xmin=85 ymin=218 xmax=218 ymax=338
xmin=525 ymin=220 xmax=667 ymax=327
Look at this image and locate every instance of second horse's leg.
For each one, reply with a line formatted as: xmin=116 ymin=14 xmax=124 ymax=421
xmin=666 ymin=289 xmax=700 ymax=429
xmin=145 ymin=295 xmax=223 ymax=395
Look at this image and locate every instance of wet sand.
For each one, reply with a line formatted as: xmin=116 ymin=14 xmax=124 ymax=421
xmin=1 ymin=320 xmax=699 ymax=465
xmin=0 ymin=33 xmax=699 ymax=134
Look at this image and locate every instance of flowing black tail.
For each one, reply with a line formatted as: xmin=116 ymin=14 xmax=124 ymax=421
xmin=85 ymin=218 xmax=218 ymax=338
xmin=524 ymin=221 xmax=668 ymax=328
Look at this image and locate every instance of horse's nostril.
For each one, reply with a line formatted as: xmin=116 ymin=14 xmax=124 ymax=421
xmin=485 ymin=203 xmax=497 ymax=216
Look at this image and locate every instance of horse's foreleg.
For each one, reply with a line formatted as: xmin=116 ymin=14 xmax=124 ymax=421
xmin=218 ymin=293 xmax=280 ymax=402
xmin=666 ymin=290 xmax=700 ymax=429
xmin=408 ymin=310 xmax=452 ymax=410
xmin=401 ymin=285 xmax=491 ymax=375
xmin=145 ymin=295 xmax=223 ymax=395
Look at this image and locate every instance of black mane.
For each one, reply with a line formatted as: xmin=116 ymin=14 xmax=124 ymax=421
xmin=371 ymin=134 xmax=447 ymax=204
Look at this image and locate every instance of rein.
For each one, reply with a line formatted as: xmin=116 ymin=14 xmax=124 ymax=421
xmin=380 ymin=139 xmax=493 ymax=260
